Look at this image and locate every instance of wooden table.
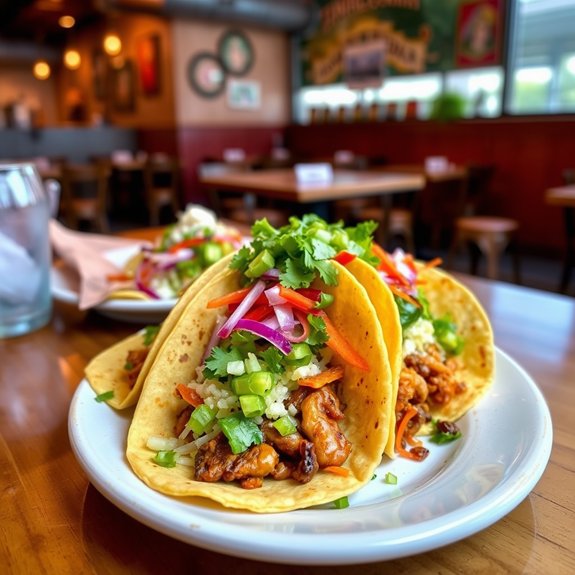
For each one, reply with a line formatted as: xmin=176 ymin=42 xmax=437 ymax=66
xmin=1 ymin=228 xmax=573 ymax=572
xmin=200 ymin=168 xmax=425 ymax=245
xmin=546 ymin=184 xmax=575 ymax=292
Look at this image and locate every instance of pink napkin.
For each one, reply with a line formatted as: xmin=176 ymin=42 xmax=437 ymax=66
xmin=49 ymin=219 xmax=150 ymax=310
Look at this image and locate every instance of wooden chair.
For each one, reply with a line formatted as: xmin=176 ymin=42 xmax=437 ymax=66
xmin=142 ymin=154 xmax=180 ymax=226
xmin=60 ymin=162 xmax=111 ymax=233
xmin=449 ymin=216 xmax=520 ymax=281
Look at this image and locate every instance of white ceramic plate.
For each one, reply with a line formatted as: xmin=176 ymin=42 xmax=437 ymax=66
xmin=68 ymin=348 xmax=552 ymax=565
xmin=51 ymin=246 xmax=176 ymax=324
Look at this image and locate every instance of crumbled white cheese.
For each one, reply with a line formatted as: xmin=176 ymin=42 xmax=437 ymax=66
xmin=403 ymin=317 xmax=436 ymax=357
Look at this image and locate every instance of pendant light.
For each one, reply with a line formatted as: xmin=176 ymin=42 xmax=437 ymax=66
xmin=103 ymin=31 xmax=122 ymax=56
xmin=33 ymin=60 xmax=51 ymax=80
xmin=64 ymin=48 xmax=81 ymax=70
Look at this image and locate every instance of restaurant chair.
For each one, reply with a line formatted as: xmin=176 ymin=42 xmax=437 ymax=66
xmin=142 ymin=154 xmax=180 ymax=226
xmin=448 ymin=216 xmax=520 ymax=281
xmin=60 ymin=161 xmax=111 ymax=232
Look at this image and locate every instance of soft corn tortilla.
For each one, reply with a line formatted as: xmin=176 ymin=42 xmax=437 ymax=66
xmin=85 ymin=255 xmax=234 ymax=409
xmin=126 ymin=263 xmax=393 ymax=513
xmin=345 ymin=259 xmax=494 ymax=455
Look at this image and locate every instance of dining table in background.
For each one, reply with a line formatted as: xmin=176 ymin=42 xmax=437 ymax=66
xmin=199 ymin=167 xmax=425 ymax=247
xmin=0 ymin=222 xmax=573 ymax=573
xmin=545 ymin=184 xmax=575 ymax=293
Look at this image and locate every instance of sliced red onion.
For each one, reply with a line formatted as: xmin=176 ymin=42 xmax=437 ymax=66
xmin=262 ymin=315 xmax=280 ymax=330
xmin=273 ymin=303 xmax=295 ymax=332
xmin=264 ymin=285 xmax=286 ymax=306
xmin=134 ymin=260 xmax=161 ymax=299
xmin=284 ymin=309 xmax=310 ymax=343
xmin=261 ymin=268 xmax=280 ymax=281
xmin=234 ymin=319 xmax=292 ymax=355
xmin=217 ymin=280 xmax=266 ymax=339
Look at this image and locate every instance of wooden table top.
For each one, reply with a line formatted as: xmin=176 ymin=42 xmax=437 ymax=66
xmin=200 ymin=167 xmax=425 ymax=203
xmin=546 ymin=184 xmax=575 ymax=207
xmin=1 ymin=233 xmax=573 ymax=573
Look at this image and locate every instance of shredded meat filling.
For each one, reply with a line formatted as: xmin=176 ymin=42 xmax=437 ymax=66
xmin=124 ymin=348 xmax=149 ymax=388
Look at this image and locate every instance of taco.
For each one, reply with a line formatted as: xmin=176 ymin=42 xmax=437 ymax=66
xmin=106 ymin=204 xmax=243 ymax=301
xmin=126 ymin=216 xmax=393 ymax=512
xmin=85 ymin=254 xmax=234 ymax=409
xmin=344 ymin=246 xmax=494 ymax=461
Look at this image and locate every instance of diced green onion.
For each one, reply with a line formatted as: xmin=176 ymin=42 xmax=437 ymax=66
xmin=244 ymin=352 xmax=262 ymax=373
xmin=219 ymin=412 xmax=263 ymax=454
xmin=232 ymin=371 xmax=274 ymax=396
xmin=384 ymin=472 xmax=398 ymax=485
xmin=273 ymin=415 xmax=297 ymax=436
xmin=199 ymin=242 xmax=224 ymax=266
xmin=186 ymin=404 xmax=216 ymax=435
xmin=153 ymin=450 xmax=177 ymax=468
xmin=95 ymin=390 xmax=114 ymax=403
xmin=285 ymin=342 xmax=312 ymax=367
xmin=245 ymin=249 xmax=275 ymax=278
xmin=332 ymin=496 xmax=349 ymax=509
xmin=239 ymin=394 xmax=266 ymax=418
xmin=227 ymin=360 xmax=245 ymax=376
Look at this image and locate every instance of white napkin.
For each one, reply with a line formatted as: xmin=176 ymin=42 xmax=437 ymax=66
xmin=49 ymin=219 xmax=149 ymax=310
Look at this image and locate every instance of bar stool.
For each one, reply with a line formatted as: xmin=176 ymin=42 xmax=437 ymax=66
xmin=143 ymin=154 xmax=180 ymax=226
xmin=449 ymin=216 xmax=520 ymax=281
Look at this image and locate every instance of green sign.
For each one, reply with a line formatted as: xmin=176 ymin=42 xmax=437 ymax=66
xmin=300 ymin=0 xmax=493 ymax=86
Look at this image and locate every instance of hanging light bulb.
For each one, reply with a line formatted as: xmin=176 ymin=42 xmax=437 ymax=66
xmin=103 ymin=32 xmax=122 ymax=56
xmin=64 ymin=48 xmax=81 ymax=70
xmin=59 ymin=15 xmax=75 ymax=29
xmin=33 ymin=60 xmax=51 ymax=80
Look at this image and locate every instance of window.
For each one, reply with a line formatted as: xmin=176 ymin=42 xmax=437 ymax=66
xmin=506 ymin=0 xmax=575 ymax=114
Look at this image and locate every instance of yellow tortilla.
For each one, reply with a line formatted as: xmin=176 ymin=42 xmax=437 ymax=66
xmin=85 ymin=255 xmax=234 ymax=409
xmin=126 ymin=262 xmax=393 ymax=512
xmin=345 ymin=259 xmax=494 ymax=455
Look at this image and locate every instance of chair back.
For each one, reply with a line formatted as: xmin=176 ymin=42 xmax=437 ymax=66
xmin=143 ymin=155 xmax=180 ymax=225
xmin=60 ymin=162 xmax=111 ymax=231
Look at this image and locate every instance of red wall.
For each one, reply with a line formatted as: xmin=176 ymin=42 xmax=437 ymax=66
xmin=285 ymin=116 xmax=575 ymax=255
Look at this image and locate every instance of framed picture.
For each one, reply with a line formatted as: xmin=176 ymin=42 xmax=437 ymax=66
xmin=455 ymin=0 xmax=502 ymax=68
xmin=137 ymin=33 xmax=161 ymax=96
xmin=187 ymin=52 xmax=225 ymax=98
xmin=111 ymin=59 xmax=136 ymax=113
xmin=92 ymin=49 xmax=108 ymax=101
xmin=218 ymin=29 xmax=254 ymax=76
xmin=343 ymin=40 xmax=386 ymax=90
xmin=227 ymin=79 xmax=261 ymax=110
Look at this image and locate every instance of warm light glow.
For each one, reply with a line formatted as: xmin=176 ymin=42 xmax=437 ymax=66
xmin=103 ymin=32 xmax=122 ymax=56
xmin=64 ymin=49 xmax=81 ymax=70
xmin=58 ymin=15 xmax=75 ymax=28
xmin=33 ymin=60 xmax=51 ymax=80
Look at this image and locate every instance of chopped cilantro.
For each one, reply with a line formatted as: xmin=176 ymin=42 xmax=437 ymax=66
xmin=230 ymin=215 xmax=378 ymax=290
xmin=95 ymin=390 xmax=114 ymax=403
xmin=203 ymin=346 xmax=243 ymax=379
xmin=258 ymin=347 xmax=284 ymax=374
xmin=123 ymin=361 xmax=134 ymax=371
xmin=306 ymin=313 xmax=329 ymax=347
xmin=219 ymin=412 xmax=264 ymax=454
xmin=315 ymin=292 xmax=334 ymax=310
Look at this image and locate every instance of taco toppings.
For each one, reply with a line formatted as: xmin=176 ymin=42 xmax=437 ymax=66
xmin=107 ymin=204 xmax=243 ymax=300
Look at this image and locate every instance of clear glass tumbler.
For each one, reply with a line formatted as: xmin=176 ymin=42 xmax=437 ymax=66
xmin=0 ymin=162 xmax=52 ymax=338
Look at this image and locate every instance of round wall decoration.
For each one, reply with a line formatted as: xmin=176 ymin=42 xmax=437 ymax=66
xmin=187 ymin=52 xmax=225 ymax=98
xmin=218 ymin=29 xmax=254 ymax=76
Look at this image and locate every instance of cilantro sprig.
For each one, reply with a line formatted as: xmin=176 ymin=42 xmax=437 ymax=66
xmin=230 ymin=215 xmax=379 ymax=289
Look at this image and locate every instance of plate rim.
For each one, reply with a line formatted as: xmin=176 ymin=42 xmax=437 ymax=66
xmin=68 ymin=347 xmax=553 ymax=565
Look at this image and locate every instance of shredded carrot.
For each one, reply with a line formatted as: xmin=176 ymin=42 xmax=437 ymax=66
xmin=323 ymin=465 xmax=350 ymax=477
xmin=298 ymin=366 xmax=344 ymax=389
xmin=395 ymin=407 xmax=420 ymax=460
xmin=371 ymin=244 xmax=410 ymax=286
xmin=176 ymin=383 xmax=203 ymax=407
xmin=389 ymin=285 xmax=420 ymax=307
xmin=278 ymin=286 xmax=317 ymax=312
xmin=167 ymin=238 xmax=205 ymax=253
xmin=206 ymin=287 xmax=253 ymax=309
xmin=402 ymin=253 xmax=419 ymax=275
xmin=106 ymin=273 xmax=132 ymax=282
xmin=424 ymin=257 xmax=443 ymax=270
xmin=318 ymin=311 xmax=370 ymax=372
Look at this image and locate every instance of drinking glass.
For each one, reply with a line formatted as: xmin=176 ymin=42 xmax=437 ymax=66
xmin=0 ymin=162 xmax=52 ymax=338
